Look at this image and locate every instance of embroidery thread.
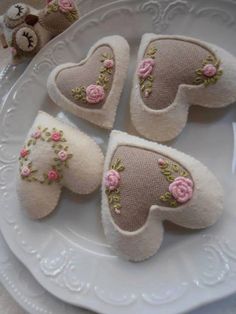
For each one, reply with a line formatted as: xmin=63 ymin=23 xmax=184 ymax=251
xmin=158 ymin=158 xmax=192 ymax=207
xmin=19 ymin=126 xmax=73 ymax=185
xmin=193 ymin=55 xmax=223 ymax=87
xmin=105 ymin=158 xmax=125 ymax=215
xmin=71 ymin=52 xmax=114 ymax=104
xmin=138 ymin=45 xmax=157 ymax=98
xmin=47 ymin=0 xmax=78 ymax=22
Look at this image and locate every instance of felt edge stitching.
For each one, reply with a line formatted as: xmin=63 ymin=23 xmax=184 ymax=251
xmin=47 ymin=35 xmax=130 ymax=129
xmin=101 ymin=130 xmax=224 ymax=262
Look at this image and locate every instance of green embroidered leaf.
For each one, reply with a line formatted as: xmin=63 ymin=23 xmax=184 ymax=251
xmin=141 ymin=84 xmax=145 ymax=92
xmin=167 ymin=175 xmax=174 ymax=182
xmin=196 ymin=69 xmax=202 ymax=75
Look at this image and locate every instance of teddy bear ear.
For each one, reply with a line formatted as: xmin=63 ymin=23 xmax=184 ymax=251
xmin=101 ymin=130 xmax=223 ymax=261
xmin=130 ymin=33 xmax=236 ymax=142
xmin=47 ymin=35 xmax=130 ymax=129
xmin=17 ymin=111 xmax=104 ymax=219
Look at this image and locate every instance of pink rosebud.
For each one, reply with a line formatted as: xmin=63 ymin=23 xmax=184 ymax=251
xmin=203 ymin=64 xmax=217 ymax=77
xmin=58 ymin=150 xmax=68 ymax=161
xmin=105 ymin=169 xmax=120 ymax=191
xmin=31 ymin=129 xmax=41 ymax=139
xmin=47 ymin=170 xmax=59 ymax=181
xmin=158 ymin=158 xmax=165 ymax=166
xmin=51 ymin=131 xmax=61 ymax=142
xmin=103 ymin=59 xmax=114 ymax=69
xmin=138 ymin=58 xmax=155 ymax=79
xmin=58 ymin=0 xmax=74 ymax=12
xmin=169 ymin=176 xmax=193 ymax=204
xmin=21 ymin=166 xmax=31 ymax=177
xmin=86 ymin=84 xmax=105 ymax=104
xmin=20 ymin=148 xmax=29 ymax=158
xmin=10 ymin=47 xmax=17 ymax=56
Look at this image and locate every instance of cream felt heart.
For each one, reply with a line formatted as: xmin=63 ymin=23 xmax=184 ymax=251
xmin=47 ymin=35 xmax=130 ymax=129
xmin=130 ymin=34 xmax=236 ymax=142
xmin=17 ymin=111 xmax=104 ymax=219
xmin=0 ymin=0 xmax=79 ymax=64
xmin=101 ymin=131 xmax=223 ymax=262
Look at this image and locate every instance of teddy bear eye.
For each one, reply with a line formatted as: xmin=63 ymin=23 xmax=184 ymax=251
xmin=15 ymin=4 xmax=24 ymax=17
xmin=6 ymin=3 xmax=28 ymax=20
xmin=15 ymin=27 xmax=38 ymax=52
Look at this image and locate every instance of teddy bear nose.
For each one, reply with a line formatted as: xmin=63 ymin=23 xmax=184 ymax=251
xmin=25 ymin=14 xmax=39 ymax=26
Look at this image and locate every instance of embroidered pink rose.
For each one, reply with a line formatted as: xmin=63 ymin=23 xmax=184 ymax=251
xmin=31 ymin=129 xmax=41 ymax=139
xmin=105 ymin=169 xmax=120 ymax=191
xmin=203 ymin=64 xmax=217 ymax=77
xmin=58 ymin=0 xmax=74 ymax=12
xmin=48 ymin=170 xmax=59 ymax=181
xmin=86 ymin=84 xmax=105 ymax=104
xmin=51 ymin=131 xmax=61 ymax=142
xmin=20 ymin=148 xmax=29 ymax=158
xmin=103 ymin=59 xmax=114 ymax=69
xmin=58 ymin=150 xmax=68 ymax=161
xmin=169 ymin=176 xmax=193 ymax=204
xmin=21 ymin=166 xmax=31 ymax=177
xmin=138 ymin=58 xmax=155 ymax=79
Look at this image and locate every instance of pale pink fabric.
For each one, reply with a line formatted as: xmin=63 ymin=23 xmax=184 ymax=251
xmin=109 ymin=146 xmax=192 ymax=232
xmin=56 ymin=46 xmax=115 ymax=110
xmin=141 ymin=39 xmax=212 ymax=109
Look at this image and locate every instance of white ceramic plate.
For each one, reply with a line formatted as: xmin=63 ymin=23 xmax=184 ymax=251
xmin=1 ymin=228 xmax=236 ymax=314
xmin=1 ymin=0 xmax=236 ymax=313
xmin=0 ymin=232 xmax=91 ymax=314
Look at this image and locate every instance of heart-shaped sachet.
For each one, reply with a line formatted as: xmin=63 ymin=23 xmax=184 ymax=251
xmin=102 ymin=130 xmax=223 ymax=261
xmin=130 ymin=34 xmax=236 ymax=142
xmin=47 ymin=35 xmax=130 ymax=129
xmin=17 ymin=111 xmax=104 ymax=219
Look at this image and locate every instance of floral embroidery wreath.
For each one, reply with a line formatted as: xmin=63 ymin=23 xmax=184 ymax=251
xmin=71 ymin=52 xmax=114 ymax=105
xmin=47 ymin=0 xmax=78 ymax=22
xmin=19 ymin=126 xmax=73 ymax=185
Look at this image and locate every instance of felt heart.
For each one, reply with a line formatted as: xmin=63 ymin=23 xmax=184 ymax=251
xmin=102 ymin=131 xmax=223 ymax=261
xmin=47 ymin=35 xmax=130 ymax=129
xmin=130 ymin=34 xmax=236 ymax=142
xmin=17 ymin=111 xmax=104 ymax=219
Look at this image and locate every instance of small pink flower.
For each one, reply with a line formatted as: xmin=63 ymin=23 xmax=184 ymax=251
xmin=138 ymin=58 xmax=155 ymax=79
xmin=58 ymin=150 xmax=68 ymax=161
xmin=51 ymin=131 xmax=61 ymax=142
xmin=86 ymin=84 xmax=105 ymax=104
xmin=169 ymin=176 xmax=193 ymax=204
xmin=103 ymin=59 xmax=114 ymax=69
xmin=105 ymin=169 xmax=120 ymax=191
xmin=21 ymin=166 xmax=31 ymax=177
xmin=47 ymin=170 xmax=59 ymax=181
xmin=158 ymin=158 xmax=166 ymax=166
xmin=58 ymin=0 xmax=74 ymax=12
xmin=20 ymin=148 xmax=29 ymax=158
xmin=10 ymin=47 xmax=17 ymax=56
xmin=31 ymin=129 xmax=41 ymax=139
xmin=203 ymin=64 xmax=217 ymax=77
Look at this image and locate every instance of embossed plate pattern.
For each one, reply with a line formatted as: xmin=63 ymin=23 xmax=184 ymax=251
xmin=1 ymin=0 xmax=236 ymax=313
